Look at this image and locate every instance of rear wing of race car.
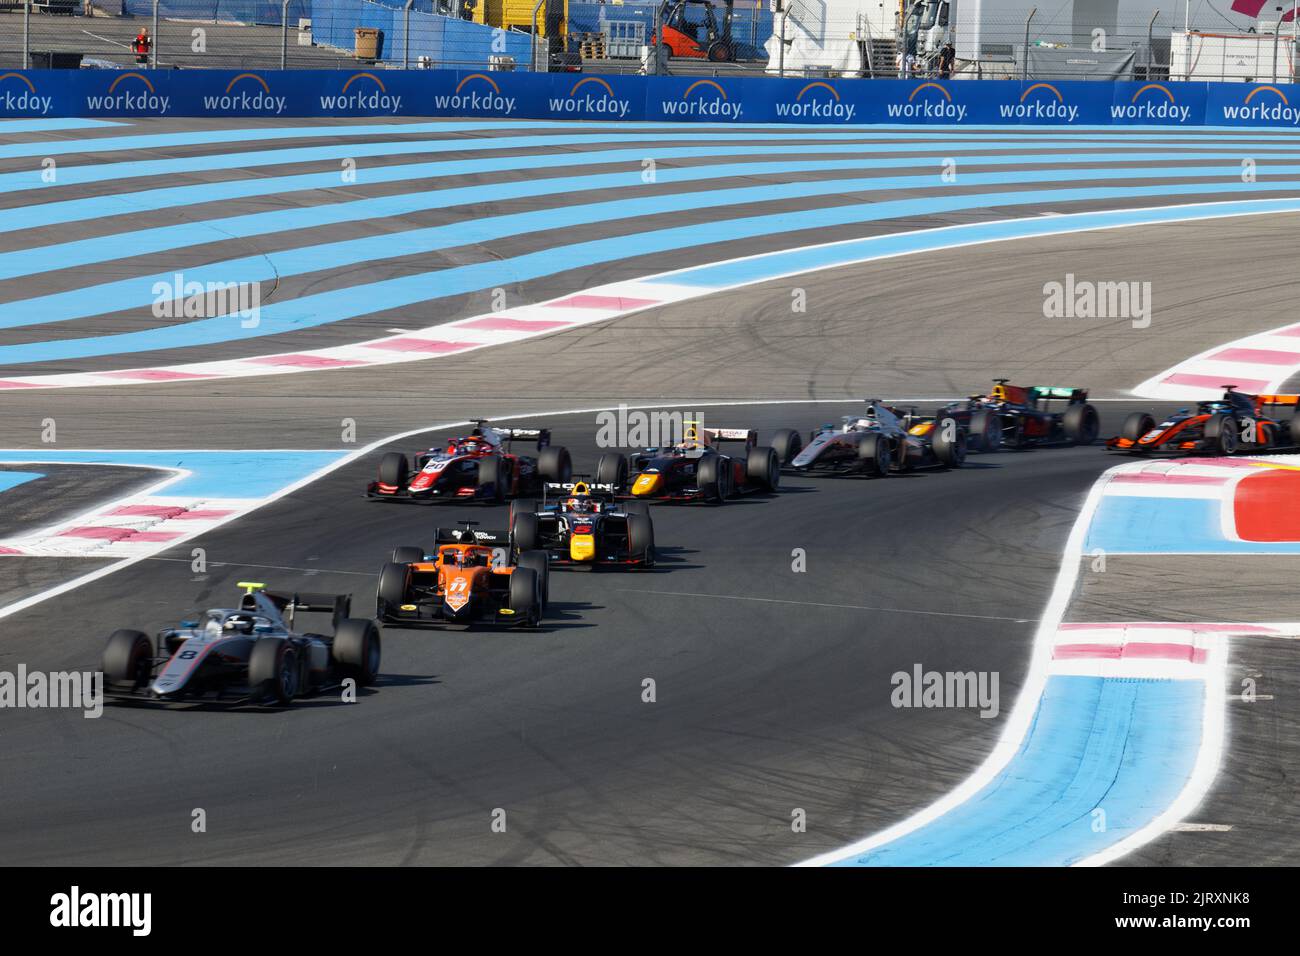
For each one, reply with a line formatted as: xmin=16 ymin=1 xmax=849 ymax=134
xmin=700 ymin=427 xmax=757 ymax=447
xmin=1029 ymin=385 xmax=1089 ymax=402
xmin=1258 ymin=394 xmax=1300 ymax=407
xmin=543 ymin=480 xmax=618 ymax=504
xmin=470 ymin=420 xmax=550 ymax=448
xmin=249 ymin=585 xmax=352 ymax=631
xmin=434 ymin=526 xmax=509 ymax=546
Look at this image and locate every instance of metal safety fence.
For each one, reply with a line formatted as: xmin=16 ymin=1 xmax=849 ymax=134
xmin=1 ymin=0 xmax=1297 ymax=82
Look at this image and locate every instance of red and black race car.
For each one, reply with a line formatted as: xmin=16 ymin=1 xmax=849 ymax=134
xmin=592 ymin=423 xmax=800 ymax=504
xmin=1108 ymin=387 xmax=1300 ymax=455
xmin=367 ymin=420 xmax=572 ymax=503
xmin=937 ymin=380 xmax=1099 ymax=451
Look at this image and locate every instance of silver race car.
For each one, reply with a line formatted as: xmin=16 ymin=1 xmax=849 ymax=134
xmin=790 ymin=401 xmax=967 ymax=477
xmin=100 ymin=582 xmax=382 ymax=706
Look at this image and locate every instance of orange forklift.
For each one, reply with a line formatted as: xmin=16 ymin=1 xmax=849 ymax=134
xmin=652 ymin=0 xmax=736 ymax=62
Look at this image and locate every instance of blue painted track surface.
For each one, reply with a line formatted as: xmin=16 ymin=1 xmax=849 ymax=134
xmin=0 ymin=451 xmax=347 ymax=498
xmin=833 ymin=676 xmax=1204 ymax=866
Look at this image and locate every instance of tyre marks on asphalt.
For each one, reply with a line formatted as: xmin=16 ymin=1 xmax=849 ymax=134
xmin=805 ymin=454 xmax=1300 ymax=866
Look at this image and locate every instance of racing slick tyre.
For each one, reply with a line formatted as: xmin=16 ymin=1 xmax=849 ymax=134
xmin=390 ymin=546 xmax=424 ymax=565
xmin=378 ymin=452 xmax=408 ymax=488
xmin=856 ymin=433 xmax=891 ymax=477
xmin=376 ymin=562 xmax=409 ymax=618
xmin=932 ymin=418 xmax=967 ymax=468
xmin=249 ymin=638 xmax=300 ymax=706
xmin=1205 ymin=413 xmax=1240 ymax=455
xmin=509 ymin=498 xmax=537 ymax=532
xmin=746 ymin=445 xmax=781 ymax=490
xmin=509 ymin=567 xmax=542 ymax=628
xmin=538 ymin=446 xmax=573 ymax=484
xmin=968 ymin=411 xmax=1001 ymax=453
xmin=627 ymin=512 xmax=655 ymax=567
xmin=1121 ymin=412 xmax=1156 ymax=442
xmin=512 ymin=511 xmax=540 ymax=553
xmin=622 ymin=500 xmax=650 ymax=517
xmin=477 ymin=455 xmax=506 ymax=503
xmin=596 ymin=452 xmax=629 ymax=489
xmin=102 ymin=629 xmax=153 ymax=688
xmin=1289 ymin=414 xmax=1300 ymax=448
xmin=516 ymin=550 xmax=550 ymax=607
xmin=697 ymin=454 xmax=728 ymax=503
xmin=333 ymin=618 xmax=381 ymax=687
xmin=1063 ymin=403 xmax=1100 ymax=445
xmin=771 ymin=428 xmax=803 ymax=465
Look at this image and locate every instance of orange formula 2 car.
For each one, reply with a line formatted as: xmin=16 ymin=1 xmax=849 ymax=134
xmin=375 ymin=523 xmax=549 ymax=629
xmin=1108 ymin=387 xmax=1300 ymax=455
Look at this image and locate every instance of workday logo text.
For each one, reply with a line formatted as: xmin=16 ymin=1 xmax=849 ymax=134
xmin=203 ymin=73 xmax=287 ymax=114
xmin=319 ymin=72 xmax=404 ymax=113
xmin=774 ymin=82 xmax=857 ymax=122
xmin=1110 ymin=84 xmax=1190 ymax=123
xmin=886 ymin=83 xmax=967 ymax=122
xmin=85 ymin=73 xmax=170 ymax=114
xmin=152 ymin=272 xmax=261 ymax=328
xmin=0 ymin=73 xmax=54 ymax=115
xmin=548 ymin=77 xmax=631 ymax=118
xmin=1221 ymin=85 xmax=1300 ymax=125
xmin=660 ymin=80 xmax=742 ymax=120
xmin=999 ymin=83 xmax=1079 ymax=123
xmin=433 ymin=74 xmax=515 ymax=115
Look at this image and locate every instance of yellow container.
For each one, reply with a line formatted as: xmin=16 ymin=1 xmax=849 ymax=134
xmin=475 ymin=0 xmax=567 ymax=37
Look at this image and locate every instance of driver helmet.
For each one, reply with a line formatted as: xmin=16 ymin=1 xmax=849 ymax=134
xmin=223 ymin=614 xmax=256 ymax=635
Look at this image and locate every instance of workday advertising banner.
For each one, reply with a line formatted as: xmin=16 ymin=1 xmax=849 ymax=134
xmin=1207 ymin=82 xmax=1300 ymax=128
xmin=2 ymin=69 xmax=1299 ymax=127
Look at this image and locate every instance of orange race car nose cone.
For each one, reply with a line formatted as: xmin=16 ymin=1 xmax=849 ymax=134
xmin=444 ymin=574 xmax=472 ymax=613
xmin=631 ymin=473 xmax=661 ymax=496
xmin=569 ymin=534 xmax=596 ymax=562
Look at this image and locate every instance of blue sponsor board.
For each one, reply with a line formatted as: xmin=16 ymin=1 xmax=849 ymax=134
xmin=1 ymin=69 xmax=1299 ymax=127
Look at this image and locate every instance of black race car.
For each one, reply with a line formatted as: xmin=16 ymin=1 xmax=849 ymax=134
xmin=101 ymin=583 xmax=381 ymax=706
xmin=593 ymin=423 xmax=800 ymax=504
xmin=937 ymin=380 xmax=1099 ymax=451
xmin=509 ymin=480 xmax=655 ymax=569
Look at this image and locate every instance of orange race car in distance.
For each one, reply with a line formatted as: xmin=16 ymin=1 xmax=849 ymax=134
xmin=375 ymin=523 xmax=550 ymax=629
xmin=1108 ymin=387 xmax=1300 ymax=455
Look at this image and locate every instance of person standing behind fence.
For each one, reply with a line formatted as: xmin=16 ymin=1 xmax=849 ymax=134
xmin=937 ymin=41 xmax=955 ymax=79
xmin=132 ymin=27 xmax=152 ymax=66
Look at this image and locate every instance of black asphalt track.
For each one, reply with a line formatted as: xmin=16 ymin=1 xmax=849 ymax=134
xmin=2 ymin=119 xmax=1299 ymax=866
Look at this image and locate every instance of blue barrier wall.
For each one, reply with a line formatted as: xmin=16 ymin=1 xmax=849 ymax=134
xmin=2 ymin=70 xmax=1298 ymax=127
